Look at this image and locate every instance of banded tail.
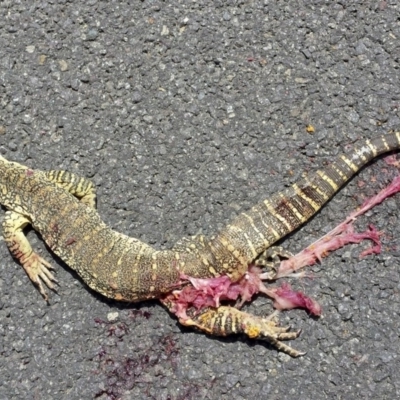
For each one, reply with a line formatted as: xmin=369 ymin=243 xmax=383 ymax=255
xmin=211 ymin=132 xmax=400 ymax=271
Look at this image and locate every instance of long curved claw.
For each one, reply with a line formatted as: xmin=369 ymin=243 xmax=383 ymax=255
xmin=21 ymin=253 xmax=58 ymax=301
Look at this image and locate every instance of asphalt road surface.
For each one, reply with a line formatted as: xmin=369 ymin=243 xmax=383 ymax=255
xmin=1 ymin=1 xmax=400 ymax=399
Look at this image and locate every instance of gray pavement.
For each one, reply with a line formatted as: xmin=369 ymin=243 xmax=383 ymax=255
xmin=1 ymin=1 xmax=400 ymax=399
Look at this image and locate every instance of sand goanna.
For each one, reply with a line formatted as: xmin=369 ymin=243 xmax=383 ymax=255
xmin=1 ymin=132 xmax=400 ymax=357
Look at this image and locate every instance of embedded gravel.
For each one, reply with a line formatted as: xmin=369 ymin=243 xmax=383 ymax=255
xmin=1 ymin=1 xmax=400 ymax=399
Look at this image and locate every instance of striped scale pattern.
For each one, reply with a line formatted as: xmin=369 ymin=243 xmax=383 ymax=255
xmin=1 ymin=133 xmax=400 ymax=357
xmin=209 ymin=132 xmax=400 ymax=280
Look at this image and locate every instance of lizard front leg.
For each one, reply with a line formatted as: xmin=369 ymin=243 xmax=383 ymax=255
xmin=2 ymin=211 xmax=57 ymax=301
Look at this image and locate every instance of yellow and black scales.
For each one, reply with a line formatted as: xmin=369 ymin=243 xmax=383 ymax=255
xmin=1 ymin=132 xmax=400 ymax=357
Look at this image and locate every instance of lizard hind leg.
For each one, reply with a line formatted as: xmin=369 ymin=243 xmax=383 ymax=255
xmin=254 ymin=246 xmax=293 ymax=279
xmin=44 ymin=170 xmax=97 ymax=208
xmin=177 ymin=305 xmax=304 ymax=357
xmin=2 ymin=211 xmax=57 ymax=301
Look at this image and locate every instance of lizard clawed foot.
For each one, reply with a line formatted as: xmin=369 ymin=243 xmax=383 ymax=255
xmin=180 ymin=306 xmax=305 ymax=357
xmin=241 ymin=313 xmax=305 ymax=357
xmin=21 ymin=252 xmax=58 ymax=301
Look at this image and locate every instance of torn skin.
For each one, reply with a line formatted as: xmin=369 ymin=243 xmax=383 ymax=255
xmin=275 ymin=224 xmax=382 ymax=279
xmin=276 ymin=175 xmax=400 ymax=279
xmin=164 ymin=174 xmax=400 ymax=327
xmin=163 ymin=266 xmax=321 ymax=322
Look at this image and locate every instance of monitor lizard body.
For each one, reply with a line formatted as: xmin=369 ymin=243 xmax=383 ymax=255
xmin=1 ymin=132 xmax=400 ymax=357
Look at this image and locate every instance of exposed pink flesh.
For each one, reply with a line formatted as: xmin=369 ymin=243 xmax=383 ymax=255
xmin=267 ymin=282 xmax=322 ymax=316
xmin=166 ymin=173 xmax=400 ymax=322
xmin=166 ymin=266 xmax=321 ymax=320
xmin=276 ymin=175 xmax=400 ymax=279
